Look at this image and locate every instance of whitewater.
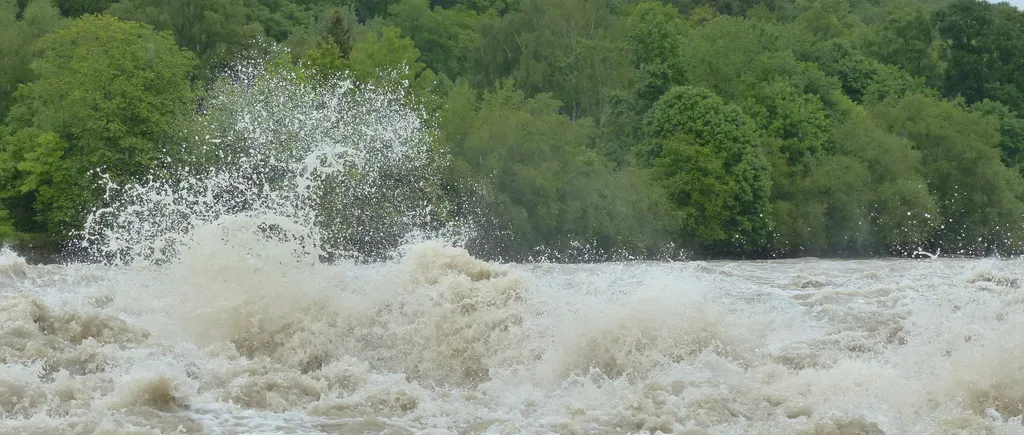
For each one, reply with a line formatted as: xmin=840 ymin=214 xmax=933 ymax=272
xmin=4 ymin=248 xmax=1024 ymax=434
xmin=4 ymin=58 xmax=1024 ymax=434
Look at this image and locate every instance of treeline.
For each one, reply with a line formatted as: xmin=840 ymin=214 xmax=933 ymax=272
xmin=2 ymin=0 xmax=1024 ymax=262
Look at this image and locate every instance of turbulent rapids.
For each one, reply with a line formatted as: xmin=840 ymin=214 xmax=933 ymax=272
xmin=5 ymin=249 xmax=1024 ymax=434
xmin=4 ymin=60 xmax=1024 ymax=435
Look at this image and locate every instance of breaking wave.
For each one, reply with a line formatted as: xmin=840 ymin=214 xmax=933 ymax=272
xmin=7 ymin=247 xmax=1024 ymax=433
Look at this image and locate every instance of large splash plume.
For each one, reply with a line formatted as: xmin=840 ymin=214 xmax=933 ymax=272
xmin=77 ymin=53 xmax=455 ymax=266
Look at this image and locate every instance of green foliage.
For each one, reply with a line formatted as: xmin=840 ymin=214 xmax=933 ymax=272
xmin=653 ymin=135 xmax=742 ymax=247
xmin=0 ymin=0 xmax=66 ymax=119
xmin=0 ymin=206 xmax=13 ymax=242
xmin=794 ymin=0 xmax=856 ymax=40
xmin=107 ymin=0 xmax=265 ymax=70
xmin=642 ymin=86 xmax=774 ymax=256
xmin=682 ymin=16 xmax=781 ymax=100
xmin=387 ymin=0 xmax=480 ymax=80
xmin=323 ymin=6 xmax=357 ymax=57
xmin=497 ymin=0 xmax=634 ymax=122
xmin=872 ymin=94 xmax=1024 ymax=255
xmin=303 ymin=25 xmax=440 ymax=112
xmin=626 ymin=1 xmax=687 ymax=108
xmin=0 ymin=14 xmax=197 ymax=238
xmin=971 ymin=99 xmax=1024 ymax=174
xmin=54 ymin=0 xmax=114 ymax=17
xmin=772 ymin=111 xmax=938 ymax=256
xmin=354 ymin=0 xmax=397 ymax=22
xmin=347 ymin=26 xmax=434 ymax=87
xmin=860 ymin=3 xmax=939 ymax=81
xmin=2 ymin=0 xmax=1023 ymax=261
xmin=438 ymin=80 xmax=676 ymax=259
xmin=598 ymin=90 xmax=642 ymax=166
xmin=935 ymin=0 xmax=1024 ymax=113
xmin=459 ymin=11 xmax=514 ymax=89
xmin=680 ymin=15 xmax=850 ymax=115
xmin=245 ymin=0 xmax=349 ymax=44
xmin=430 ymin=0 xmax=518 ymax=14
xmin=661 ymin=0 xmax=774 ymax=17
xmin=830 ymin=113 xmax=938 ymax=251
xmin=802 ymin=38 xmax=932 ymax=104
xmin=741 ymin=77 xmax=833 ymax=165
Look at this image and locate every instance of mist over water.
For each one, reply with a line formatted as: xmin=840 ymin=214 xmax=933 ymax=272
xmin=5 ymin=58 xmax=1024 ymax=435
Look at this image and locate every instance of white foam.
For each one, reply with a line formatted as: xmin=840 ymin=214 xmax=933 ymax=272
xmin=4 ymin=255 xmax=1024 ymax=433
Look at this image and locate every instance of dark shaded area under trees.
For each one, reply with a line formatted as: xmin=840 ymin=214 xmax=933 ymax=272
xmin=2 ymin=0 xmax=1024 ymax=262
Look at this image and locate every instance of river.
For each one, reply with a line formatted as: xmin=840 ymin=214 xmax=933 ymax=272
xmin=2 ymin=244 xmax=1023 ymax=434
xmin=4 ymin=59 xmax=1022 ymax=435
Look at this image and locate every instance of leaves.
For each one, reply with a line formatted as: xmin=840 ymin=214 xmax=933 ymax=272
xmin=3 ymin=0 xmax=1024 ymax=260
xmin=107 ymin=0 xmax=265 ymax=71
xmin=436 ymin=80 xmax=676 ymax=259
xmin=936 ymin=0 xmax=1024 ymax=113
xmin=0 ymin=0 xmax=66 ymax=119
xmin=642 ymin=86 xmax=773 ymax=255
xmin=0 ymin=14 xmax=196 ymax=236
xmin=872 ymin=94 xmax=1024 ymax=254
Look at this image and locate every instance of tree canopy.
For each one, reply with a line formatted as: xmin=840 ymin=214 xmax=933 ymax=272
xmin=0 ymin=14 xmax=196 ymax=239
xmin=3 ymin=0 xmax=1024 ymax=262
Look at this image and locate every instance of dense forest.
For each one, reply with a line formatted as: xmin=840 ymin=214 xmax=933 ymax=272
xmin=2 ymin=0 xmax=1024 ymax=262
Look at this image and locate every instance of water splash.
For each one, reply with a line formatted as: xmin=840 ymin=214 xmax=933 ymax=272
xmin=78 ymin=54 xmax=451 ymax=266
xmin=0 ymin=247 xmax=27 ymax=281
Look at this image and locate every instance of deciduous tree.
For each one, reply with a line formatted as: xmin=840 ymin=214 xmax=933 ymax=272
xmin=0 ymin=15 xmax=197 ymax=238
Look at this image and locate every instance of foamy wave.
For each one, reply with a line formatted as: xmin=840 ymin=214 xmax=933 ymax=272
xmin=157 ymin=240 xmax=528 ymax=387
xmin=546 ymin=288 xmax=763 ymax=381
xmin=0 ymin=247 xmax=27 ymax=281
xmin=0 ymin=295 xmax=150 ymax=376
xmin=104 ymin=367 xmax=194 ymax=411
xmin=7 ymin=253 xmax=1024 ymax=433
